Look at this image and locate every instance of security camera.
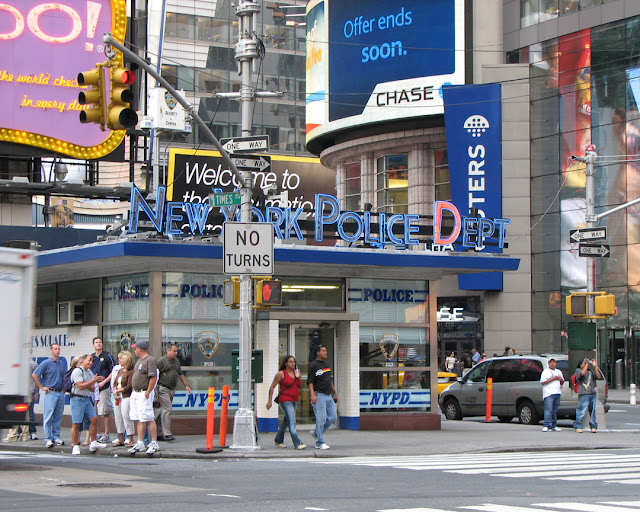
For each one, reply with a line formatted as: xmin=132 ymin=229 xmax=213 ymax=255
xmin=140 ymin=117 xmax=153 ymax=131
xmin=262 ymin=183 xmax=278 ymax=196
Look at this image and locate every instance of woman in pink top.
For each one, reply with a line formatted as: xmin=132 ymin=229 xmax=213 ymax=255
xmin=266 ymin=355 xmax=306 ymax=450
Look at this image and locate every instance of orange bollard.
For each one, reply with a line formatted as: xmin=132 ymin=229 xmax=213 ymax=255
xmin=219 ymin=385 xmax=229 ymax=447
xmin=485 ymin=377 xmax=493 ymax=422
xmin=196 ymin=387 xmax=222 ymax=453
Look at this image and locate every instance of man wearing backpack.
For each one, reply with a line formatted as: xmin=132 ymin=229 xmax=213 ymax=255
xmin=573 ymin=357 xmax=603 ymax=433
xmin=32 ymin=343 xmax=67 ymax=448
xmin=90 ymin=337 xmax=116 ymax=443
xmin=540 ymin=358 xmax=564 ymax=432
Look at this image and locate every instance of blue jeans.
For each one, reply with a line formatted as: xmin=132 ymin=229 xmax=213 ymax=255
xmin=42 ymin=390 xmax=65 ymax=442
xmin=274 ymin=400 xmax=303 ymax=448
xmin=573 ymin=393 xmax=598 ymax=430
xmin=543 ymin=394 xmax=561 ymax=428
xmin=311 ymin=392 xmax=336 ymax=447
xmin=28 ymin=400 xmax=36 ymax=434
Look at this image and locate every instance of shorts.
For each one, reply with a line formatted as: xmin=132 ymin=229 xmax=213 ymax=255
xmin=97 ymin=387 xmax=114 ymax=415
xmin=129 ymin=390 xmax=155 ymax=422
xmin=71 ymin=396 xmax=96 ymax=424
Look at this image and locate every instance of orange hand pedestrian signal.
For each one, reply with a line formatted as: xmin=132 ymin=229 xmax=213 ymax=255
xmin=255 ymin=279 xmax=282 ymax=306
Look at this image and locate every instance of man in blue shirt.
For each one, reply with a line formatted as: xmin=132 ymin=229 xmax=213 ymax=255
xmin=32 ymin=343 xmax=67 ymax=448
xmin=471 ymin=348 xmax=482 ymax=365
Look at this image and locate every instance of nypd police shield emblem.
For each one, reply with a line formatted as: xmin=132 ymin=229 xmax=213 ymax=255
xmin=197 ymin=331 xmax=220 ymax=359
xmin=379 ymin=333 xmax=400 ymax=360
xmin=120 ymin=331 xmax=132 ymax=351
xmin=164 ymin=91 xmax=178 ymax=110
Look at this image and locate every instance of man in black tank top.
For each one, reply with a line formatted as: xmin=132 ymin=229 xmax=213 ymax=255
xmin=307 ymin=345 xmax=338 ymax=450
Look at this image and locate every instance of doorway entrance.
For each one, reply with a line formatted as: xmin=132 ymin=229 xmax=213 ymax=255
xmin=278 ymin=323 xmax=336 ymax=425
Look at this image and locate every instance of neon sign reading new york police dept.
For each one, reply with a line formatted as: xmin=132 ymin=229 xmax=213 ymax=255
xmin=128 ymin=185 xmax=509 ymax=249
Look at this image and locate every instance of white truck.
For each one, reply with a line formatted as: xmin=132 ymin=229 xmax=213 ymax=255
xmin=0 ymin=246 xmax=36 ymax=428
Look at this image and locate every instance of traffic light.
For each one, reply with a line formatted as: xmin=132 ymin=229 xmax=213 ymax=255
xmin=566 ymin=294 xmax=587 ymax=316
xmin=107 ymin=67 xmax=138 ymax=130
xmin=255 ymin=279 xmax=282 ymax=306
xmin=595 ymin=294 xmax=616 ymax=316
xmin=223 ymin=279 xmax=240 ymax=307
xmin=77 ymin=65 xmax=107 ymax=126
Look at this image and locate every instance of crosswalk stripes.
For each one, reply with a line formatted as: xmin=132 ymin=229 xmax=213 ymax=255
xmin=311 ymin=450 xmax=640 ymax=485
xmin=377 ymin=500 xmax=640 ymax=512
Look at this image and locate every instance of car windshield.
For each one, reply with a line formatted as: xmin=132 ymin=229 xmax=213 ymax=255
xmin=464 ymin=361 xmax=489 ymax=383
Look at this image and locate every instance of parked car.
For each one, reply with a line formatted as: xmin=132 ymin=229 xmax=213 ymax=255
xmin=438 ymin=355 xmax=609 ymax=424
xmin=437 ymin=371 xmax=458 ymax=395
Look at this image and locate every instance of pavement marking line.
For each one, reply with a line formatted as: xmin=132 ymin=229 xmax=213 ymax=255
xmin=605 ymin=479 xmax=640 ymax=485
xmin=536 ymin=503 xmax=640 ymax=512
xmin=377 ymin=509 xmax=452 ymax=512
xmin=453 ymin=461 xmax=640 ymax=475
xmin=546 ymin=472 xmax=640 ymax=481
xmin=305 ymin=508 xmax=328 ymax=511
xmin=206 ymin=494 xmax=241 ymax=499
xmin=462 ymin=505 xmax=565 ymax=512
xmin=495 ymin=465 xmax=640 ymax=478
xmin=601 ymin=502 xmax=640 ymax=507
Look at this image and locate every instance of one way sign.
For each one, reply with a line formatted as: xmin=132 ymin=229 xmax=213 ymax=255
xmin=579 ymin=243 xmax=610 ymax=258
xmin=220 ymin=135 xmax=269 ymax=154
xmin=230 ymin=154 xmax=271 ymax=172
xmin=570 ymin=227 xmax=607 ymax=243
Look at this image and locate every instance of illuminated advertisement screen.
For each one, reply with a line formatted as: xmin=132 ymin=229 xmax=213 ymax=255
xmin=0 ymin=0 xmax=128 ymax=159
xmin=306 ymin=0 xmax=465 ymax=150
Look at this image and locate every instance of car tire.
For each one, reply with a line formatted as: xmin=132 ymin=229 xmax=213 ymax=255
xmin=497 ymin=416 xmax=513 ymax=423
xmin=443 ymin=398 xmax=462 ymax=420
xmin=517 ymin=400 xmax=539 ymax=425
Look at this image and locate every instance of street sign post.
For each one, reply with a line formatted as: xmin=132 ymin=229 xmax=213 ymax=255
xmin=230 ymin=154 xmax=271 ymax=172
xmin=578 ymin=243 xmax=610 ymax=258
xmin=209 ymin=191 xmax=241 ymax=207
xmin=570 ymin=227 xmax=607 ymax=243
xmin=220 ymin=135 xmax=270 ymax=154
xmin=223 ymin=222 xmax=274 ymax=275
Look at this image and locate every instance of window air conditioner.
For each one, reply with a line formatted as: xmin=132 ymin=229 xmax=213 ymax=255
xmin=57 ymin=301 xmax=85 ymax=325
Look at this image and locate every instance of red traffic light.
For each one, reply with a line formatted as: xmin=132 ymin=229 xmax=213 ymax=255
xmin=112 ymin=68 xmax=135 ymax=85
xmin=256 ymin=280 xmax=282 ymax=306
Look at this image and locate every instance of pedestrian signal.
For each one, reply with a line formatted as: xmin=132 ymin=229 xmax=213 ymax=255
xmin=256 ymin=279 xmax=282 ymax=306
xmin=595 ymin=294 xmax=616 ymax=316
xmin=566 ymin=294 xmax=587 ymax=316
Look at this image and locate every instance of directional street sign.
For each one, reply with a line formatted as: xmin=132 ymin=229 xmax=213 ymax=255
xmin=220 ymin=135 xmax=270 ymax=154
xmin=579 ymin=243 xmax=610 ymax=258
xmin=230 ymin=153 xmax=271 ymax=172
xmin=209 ymin=191 xmax=241 ymax=207
xmin=570 ymin=227 xmax=607 ymax=243
xmin=223 ymin=222 xmax=274 ymax=275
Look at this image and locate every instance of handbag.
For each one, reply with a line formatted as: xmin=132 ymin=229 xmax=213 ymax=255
xmin=274 ymin=371 xmax=299 ymax=404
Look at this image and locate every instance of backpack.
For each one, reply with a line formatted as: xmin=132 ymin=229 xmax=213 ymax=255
xmin=570 ymin=373 xmax=579 ymax=393
xmin=62 ymin=367 xmax=75 ymax=394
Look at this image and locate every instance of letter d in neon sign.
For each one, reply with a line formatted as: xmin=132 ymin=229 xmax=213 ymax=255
xmin=433 ymin=201 xmax=461 ymax=245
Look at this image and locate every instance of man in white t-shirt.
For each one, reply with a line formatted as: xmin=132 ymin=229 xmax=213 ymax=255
xmin=540 ymin=358 xmax=564 ymax=432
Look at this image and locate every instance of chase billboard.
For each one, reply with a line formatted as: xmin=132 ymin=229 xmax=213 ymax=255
xmin=0 ymin=0 xmax=128 ymax=159
xmin=306 ymin=0 xmax=465 ymax=152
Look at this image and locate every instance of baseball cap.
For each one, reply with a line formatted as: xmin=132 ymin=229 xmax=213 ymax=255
xmin=132 ymin=341 xmax=148 ymax=350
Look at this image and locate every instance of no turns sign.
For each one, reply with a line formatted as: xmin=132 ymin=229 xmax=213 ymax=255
xmin=223 ymin=222 xmax=274 ymax=275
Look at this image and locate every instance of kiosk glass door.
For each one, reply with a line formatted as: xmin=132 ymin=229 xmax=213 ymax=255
xmin=284 ymin=324 xmax=335 ymax=425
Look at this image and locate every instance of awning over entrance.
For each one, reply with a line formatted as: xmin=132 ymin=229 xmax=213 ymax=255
xmin=36 ymin=240 xmax=519 ymax=283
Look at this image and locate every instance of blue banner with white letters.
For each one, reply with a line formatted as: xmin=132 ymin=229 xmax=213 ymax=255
xmin=443 ymin=84 xmax=503 ymax=291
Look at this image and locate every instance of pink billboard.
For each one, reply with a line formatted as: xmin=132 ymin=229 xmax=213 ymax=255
xmin=0 ymin=0 xmax=128 ymax=159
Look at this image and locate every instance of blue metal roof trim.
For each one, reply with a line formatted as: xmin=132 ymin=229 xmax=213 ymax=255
xmin=38 ymin=241 xmax=519 ymax=273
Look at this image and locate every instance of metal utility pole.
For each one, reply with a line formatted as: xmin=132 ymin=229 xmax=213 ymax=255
xmin=584 ymin=148 xmax=597 ymax=311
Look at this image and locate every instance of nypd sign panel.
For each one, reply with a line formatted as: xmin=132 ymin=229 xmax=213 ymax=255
xmin=223 ymin=222 xmax=274 ymax=275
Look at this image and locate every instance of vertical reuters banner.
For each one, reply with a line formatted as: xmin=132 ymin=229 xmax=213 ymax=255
xmin=0 ymin=0 xmax=129 ymax=158
xmin=305 ymin=0 xmax=327 ymax=140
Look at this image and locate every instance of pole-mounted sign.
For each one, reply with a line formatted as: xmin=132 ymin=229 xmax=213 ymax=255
xmin=570 ymin=227 xmax=607 ymax=243
xmin=578 ymin=243 xmax=610 ymax=258
xmin=230 ymin=154 xmax=272 ymax=172
xmin=221 ymin=135 xmax=270 ymax=154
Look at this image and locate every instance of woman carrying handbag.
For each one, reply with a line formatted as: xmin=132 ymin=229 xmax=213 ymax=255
xmin=266 ymin=355 xmax=306 ymax=450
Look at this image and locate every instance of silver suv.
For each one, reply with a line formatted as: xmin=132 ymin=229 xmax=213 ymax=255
xmin=439 ymin=355 xmax=609 ymax=424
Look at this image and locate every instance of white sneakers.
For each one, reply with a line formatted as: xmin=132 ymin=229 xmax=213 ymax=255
xmin=541 ymin=427 xmax=549 ymax=432
xmin=316 ymin=443 xmax=330 ymax=450
xmin=553 ymin=427 xmax=562 ymax=432
xmin=542 ymin=426 xmax=562 ymax=432
xmin=89 ymin=440 xmax=107 ymax=453
xmin=128 ymin=441 xmax=146 ymax=454
xmin=146 ymin=441 xmax=159 ymax=455
xmin=45 ymin=440 xmax=54 ymax=448
xmin=72 ymin=445 xmax=81 ymax=455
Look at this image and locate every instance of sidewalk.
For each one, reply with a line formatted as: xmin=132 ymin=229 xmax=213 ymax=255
xmin=2 ymin=398 xmax=637 ymax=460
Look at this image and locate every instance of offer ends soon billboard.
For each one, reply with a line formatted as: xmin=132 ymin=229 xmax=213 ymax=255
xmin=305 ymin=0 xmax=465 ymax=153
xmin=0 ymin=0 xmax=128 ymax=159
